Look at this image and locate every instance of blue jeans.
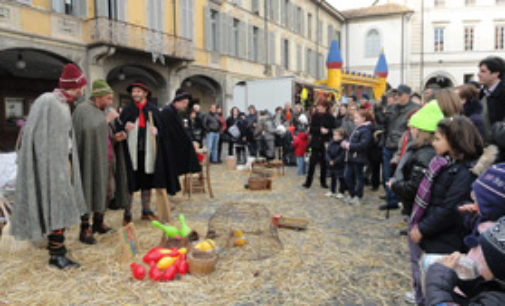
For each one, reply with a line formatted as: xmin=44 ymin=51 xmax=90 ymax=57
xmin=296 ymin=156 xmax=306 ymax=175
xmin=206 ymin=132 xmax=220 ymax=162
xmin=344 ymin=162 xmax=365 ymax=198
xmin=382 ymin=147 xmax=399 ymax=206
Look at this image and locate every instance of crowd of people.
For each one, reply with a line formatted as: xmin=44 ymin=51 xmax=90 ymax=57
xmin=8 ymin=55 xmax=505 ymax=304
xmin=179 ymin=56 xmax=505 ymax=305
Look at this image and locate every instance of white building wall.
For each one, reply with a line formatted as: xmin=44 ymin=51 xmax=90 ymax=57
xmin=343 ymin=15 xmax=408 ymax=89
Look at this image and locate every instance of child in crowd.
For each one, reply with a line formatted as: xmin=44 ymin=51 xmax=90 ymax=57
xmin=425 ymin=216 xmax=505 ymax=305
xmin=389 ymin=101 xmax=441 ymax=217
xmin=341 ymin=109 xmax=374 ymax=206
xmin=459 ymin=163 xmax=505 ymax=250
xmin=408 ymin=115 xmax=484 ymax=305
xmin=292 ymin=127 xmax=309 ymax=175
xmin=325 ymin=128 xmax=347 ymax=199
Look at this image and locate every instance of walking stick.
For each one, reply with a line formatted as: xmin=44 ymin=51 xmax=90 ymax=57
xmin=149 ymin=111 xmax=171 ymax=223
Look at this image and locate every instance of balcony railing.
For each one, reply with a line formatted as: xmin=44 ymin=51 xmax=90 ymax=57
xmin=86 ymin=17 xmax=194 ymax=61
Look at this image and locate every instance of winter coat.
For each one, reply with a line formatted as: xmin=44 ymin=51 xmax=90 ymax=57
xmin=425 ymin=263 xmax=505 ymax=306
xmin=464 ymin=100 xmax=486 ymax=140
xmin=203 ymin=112 xmax=221 ymax=133
xmin=346 ymin=122 xmax=373 ymax=164
xmin=334 ymin=113 xmax=346 ymax=128
xmin=384 ymin=101 xmax=420 ymax=150
xmin=492 ymin=121 xmax=505 ymax=162
xmin=326 ymin=139 xmax=346 ymax=175
xmin=292 ymin=132 xmax=308 ymax=157
xmin=12 ymin=90 xmax=88 ymax=240
xmin=418 ymin=160 xmax=476 ymax=254
xmin=189 ymin=114 xmax=203 ymax=142
xmin=254 ymin=114 xmax=276 ymax=141
xmin=308 ymin=112 xmax=336 ymax=151
xmin=481 ymin=79 xmax=505 ymax=127
xmin=391 ymin=143 xmax=436 ymax=216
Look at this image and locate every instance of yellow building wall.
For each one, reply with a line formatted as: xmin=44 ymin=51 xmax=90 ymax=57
xmin=128 ymin=0 xmax=147 ymax=27
xmin=19 ymin=6 xmax=51 ymax=36
xmin=32 ymin=0 xmax=50 ymax=10
xmin=88 ymin=0 xmax=95 ymax=18
xmin=165 ymin=0 xmax=174 ymax=35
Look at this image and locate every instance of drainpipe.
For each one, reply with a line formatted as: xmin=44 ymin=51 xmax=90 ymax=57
xmin=345 ymin=20 xmax=349 ymax=71
xmin=316 ymin=0 xmax=320 ymax=78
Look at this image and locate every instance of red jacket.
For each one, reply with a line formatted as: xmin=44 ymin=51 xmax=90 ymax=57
xmin=292 ymin=132 xmax=308 ymax=157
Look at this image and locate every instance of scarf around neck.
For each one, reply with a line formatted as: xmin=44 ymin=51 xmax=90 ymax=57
xmin=135 ymin=100 xmax=147 ymax=128
xmin=410 ymin=154 xmax=453 ymax=225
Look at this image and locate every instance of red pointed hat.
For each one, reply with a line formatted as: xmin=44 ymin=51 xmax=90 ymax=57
xmin=59 ymin=63 xmax=87 ymax=89
xmin=127 ymin=82 xmax=151 ymax=95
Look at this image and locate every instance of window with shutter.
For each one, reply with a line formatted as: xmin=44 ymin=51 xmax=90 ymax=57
xmin=272 ymin=0 xmax=279 ymax=23
xmin=296 ymin=44 xmax=301 ymax=72
xmin=210 ymin=9 xmax=220 ymax=51
xmin=281 ymin=0 xmax=286 ymax=26
xmin=283 ymin=39 xmax=289 ymax=70
xmin=252 ymin=0 xmax=259 ymax=15
xmin=307 ymin=13 xmax=312 ymax=40
xmin=233 ymin=19 xmax=240 ymax=56
xmin=259 ymin=28 xmax=265 ymax=63
xmin=269 ymin=32 xmax=275 ymax=64
xmin=328 ymin=24 xmax=333 ymax=46
xmin=317 ymin=21 xmax=322 ymax=44
xmin=248 ymin=25 xmax=254 ymax=60
xmin=52 ymin=0 xmax=64 ymax=13
xmin=239 ymin=22 xmax=246 ymax=58
xmin=204 ymin=6 xmax=212 ymax=51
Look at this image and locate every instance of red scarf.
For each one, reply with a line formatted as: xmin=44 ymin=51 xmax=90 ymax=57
xmin=135 ymin=100 xmax=147 ymax=128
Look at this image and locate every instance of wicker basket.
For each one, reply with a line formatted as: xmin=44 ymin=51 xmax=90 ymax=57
xmin=187 ymin=249 xmax=218 ymax=276
xmin=159 ymin=234 xmax=190 ymax=249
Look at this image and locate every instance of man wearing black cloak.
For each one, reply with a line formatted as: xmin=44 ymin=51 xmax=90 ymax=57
xmin=119 ymin=82 xmax=172 ymax=224
xmin=160 ymin=89 xmax=201 ymax=178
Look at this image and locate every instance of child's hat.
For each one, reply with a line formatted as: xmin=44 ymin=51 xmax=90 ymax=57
xmin=479 ymin=216 xmax=505 ymax=281
xmin=408 ymin=100 xmax=443 ymax=132
xmin=473 ymin=163 xmax=505 ymax=221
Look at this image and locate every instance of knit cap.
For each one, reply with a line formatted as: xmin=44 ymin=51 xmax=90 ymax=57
xmin=90 ymin=79 xmax=113 ymax=97
xmin=59 ymin=63 xmax=87 ymax=89
xmin=479 ymin=216 xmax=505 ymax=281
xmin=473 ymin=163 xmax=505 ymax=221
xmin=408 ymin=100 xmax=444 ymax=132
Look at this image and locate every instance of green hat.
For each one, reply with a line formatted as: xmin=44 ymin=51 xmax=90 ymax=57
xmin=409 ymin=100 xmax=444 ymax=132
xmin=90 ymin=79 xmax=113 ymax=97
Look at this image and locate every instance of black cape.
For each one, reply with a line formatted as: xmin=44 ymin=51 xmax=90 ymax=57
xmin=119 ymin=101 xmax=180 ymax=195
xmin=160 ymin=103 xmax=201 ymax=176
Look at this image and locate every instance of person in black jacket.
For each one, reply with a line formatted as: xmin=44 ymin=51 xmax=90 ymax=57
xmin=478 ymin=56 xmax=505 ymax=140
xmin=388 ymin=101 xmax=442 ymax=305
xmin=341 ymin=109 xmax=374 ymax=206
xmin=425 ymin=217 xmax=505 ymax=306
xmin=325 ymin=128 xmax=347 ymax=198
xmin=226 ymin=106 xmax=240 ymax=156
xmin=303 ymin=100 xmax=336 ymax=189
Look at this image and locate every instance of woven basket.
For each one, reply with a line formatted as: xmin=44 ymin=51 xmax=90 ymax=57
xmin=187 ymin=249 xmax=218 ymax=276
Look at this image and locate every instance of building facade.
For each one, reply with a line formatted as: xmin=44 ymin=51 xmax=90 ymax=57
xmin=341 ymin=4 xmax=413 ymax=90
xmin=342 ymin=0 xmax=505 ymax=92
xmin=0 ymin=0 xmax=343 ymax=151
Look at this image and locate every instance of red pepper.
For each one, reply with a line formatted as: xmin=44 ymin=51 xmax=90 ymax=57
xmin=130 ymin=263 xmax=146 ymax=280
xmin=142 ymin=246 xmax=163 ymax=264
xmin=163 ymin=265 xmax=177 ymax=281
xmin=177 ymin=259 xmax=189 ymax=275
xmin=149 ymin=266 xmax=163 ymax=281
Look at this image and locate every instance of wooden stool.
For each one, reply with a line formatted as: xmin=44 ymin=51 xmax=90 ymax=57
xmin=183 ymin=149 xmax=214 ymax=199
